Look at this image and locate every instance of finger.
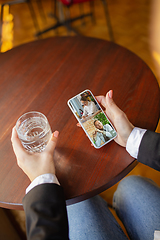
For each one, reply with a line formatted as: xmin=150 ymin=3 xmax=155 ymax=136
xmin=11 ymin=126 xmax=18 ymax=143
xmin=108 ymin=89 xmax=113 ymax=99
xmin=45 ymin=131 xmax=59 ymax=154
xmin=76 ymin=123 xmax=81 ymax=127
xmin=105 ymin=90 xmax=122 ymax=116
xmin=96 ymin=96 xmax=107 ymax=108
xmin=11 ymin=126 xmax=26 ymax=156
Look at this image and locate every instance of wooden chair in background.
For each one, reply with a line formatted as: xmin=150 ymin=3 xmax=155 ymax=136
xmin=36 ymin=0 xmax=114 ymax=41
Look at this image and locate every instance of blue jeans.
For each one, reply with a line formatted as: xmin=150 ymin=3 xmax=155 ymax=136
xmin=113 ymin=175 xmax=160 ymax=240
xmin=67 ymin=195 xmax=128 ymax=240
xmin=67 ymin=176 xmax=160 ymax=240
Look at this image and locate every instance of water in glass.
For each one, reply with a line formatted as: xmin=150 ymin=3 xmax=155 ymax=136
xmin=17 ymin=112 xmax=52 ymax=153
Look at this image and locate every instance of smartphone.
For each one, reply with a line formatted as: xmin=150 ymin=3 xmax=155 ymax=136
xmin=67 ymin=89 xmax=117 ymax=149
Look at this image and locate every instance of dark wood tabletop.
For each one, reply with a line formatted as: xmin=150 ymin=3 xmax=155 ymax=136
xmin=0 ymin=36 xmax=159 ymax=210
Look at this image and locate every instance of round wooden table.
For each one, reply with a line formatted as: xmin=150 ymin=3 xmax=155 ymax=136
xmin=0 ymin=37 xmax=159 ymax=210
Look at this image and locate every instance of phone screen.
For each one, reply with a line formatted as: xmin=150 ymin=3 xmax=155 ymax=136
xmin=67 ymin=90 xmax=117 ymax=149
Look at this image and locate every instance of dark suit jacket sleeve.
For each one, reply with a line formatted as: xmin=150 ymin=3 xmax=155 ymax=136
xmin=137 ymin=130 xmax=160 ymax=171
xmin=22 ymin=183 xmax=69 ymax=240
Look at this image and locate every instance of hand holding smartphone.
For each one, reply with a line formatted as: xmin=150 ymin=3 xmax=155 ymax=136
xmin=67 ymin=90 xmax=117 ymax=149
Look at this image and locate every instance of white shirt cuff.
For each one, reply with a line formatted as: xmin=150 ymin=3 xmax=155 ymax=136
xmin=154 ymin=231 xmax=160 ymax=240
xmin=26 ymin=173 xmax=60 ymax=194
xmin=126 ymin=127 xmax=147 ymax=158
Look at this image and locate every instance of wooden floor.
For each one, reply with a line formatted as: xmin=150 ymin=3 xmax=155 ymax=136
xmin=1 ymin=0 xmax=160 ymax=239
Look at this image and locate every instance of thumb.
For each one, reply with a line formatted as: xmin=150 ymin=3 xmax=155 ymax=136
xmin=106 ymin=90 xmax=114 ymax=107
xmin=106 ymin=90 xmax=121 ymax=116
xmin=96 ymin=90 xmax=113 ymax=108
xmin=11 ymin=126 xmax=26 ymax=156
xmin=45 ymin=131 xmax=59 ymax=154
xmin=96 ymin=95 xmax=107 ymax=108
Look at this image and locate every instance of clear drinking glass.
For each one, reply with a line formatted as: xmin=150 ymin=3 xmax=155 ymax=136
xmin=16 ymin=111 xmax=52 ymax=153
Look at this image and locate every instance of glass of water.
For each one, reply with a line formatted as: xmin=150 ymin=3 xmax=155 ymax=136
xmin=16 ymin=111 xmax=52 ymax=153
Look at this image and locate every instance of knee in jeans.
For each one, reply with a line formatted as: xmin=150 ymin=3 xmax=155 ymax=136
xmin=115 ymin=175 xmax=141 ymax=193
xmin=113 ymin=175 xmax=146 ymax=209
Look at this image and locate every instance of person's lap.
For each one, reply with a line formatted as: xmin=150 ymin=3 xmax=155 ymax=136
xmin=67 ymin=175 xmax=160 ymax=240
xmin=67 ymin=195 xmax=128 ymax=240
xmin=113 ymin=175 xmax=160 ymax=240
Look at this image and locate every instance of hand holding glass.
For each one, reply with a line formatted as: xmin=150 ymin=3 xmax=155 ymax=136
xmin=16 ymin=111 xmax=52 ymax=153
